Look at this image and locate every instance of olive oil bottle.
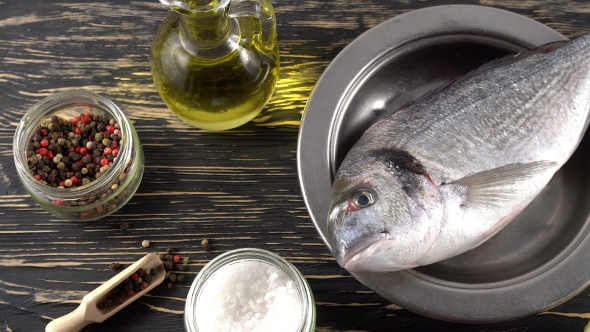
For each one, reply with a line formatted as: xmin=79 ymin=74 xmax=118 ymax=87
xmin=151 ymin=0 xmax=279 ymax=130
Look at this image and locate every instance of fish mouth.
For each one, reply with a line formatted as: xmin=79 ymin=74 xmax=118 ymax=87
xmin=337 ymin=232 xmax=390 ymax=271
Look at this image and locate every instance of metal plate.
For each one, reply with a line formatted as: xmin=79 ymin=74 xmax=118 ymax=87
xmin=297 ymin=5 xmax=590 ymax=322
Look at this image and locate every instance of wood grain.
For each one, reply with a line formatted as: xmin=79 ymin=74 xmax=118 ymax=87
xmin=1 ymin=0 xmax=590 ymax=331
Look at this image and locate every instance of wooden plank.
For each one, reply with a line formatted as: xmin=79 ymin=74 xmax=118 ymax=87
xmin=0 ymin=0 xmax=590 ymax=331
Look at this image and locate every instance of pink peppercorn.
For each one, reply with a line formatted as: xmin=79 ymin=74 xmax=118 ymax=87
xmin=106 ymin=125 xmax=115 ymax=134
xmin=100 ymin=158 xmax=109 ymax=166
xmin=40 ymin=139 xmax=49 ymax=147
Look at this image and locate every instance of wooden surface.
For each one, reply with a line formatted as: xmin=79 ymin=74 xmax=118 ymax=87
xmin=1 ymin=0 xmax=590 ymax=331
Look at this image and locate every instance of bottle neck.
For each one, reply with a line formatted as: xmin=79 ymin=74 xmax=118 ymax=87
xmin=178 ymin=6 xmax=230 ymax=46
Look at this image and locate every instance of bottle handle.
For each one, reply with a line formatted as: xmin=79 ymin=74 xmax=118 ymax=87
xmin=229 ymin=0 xmax=277 ymax=48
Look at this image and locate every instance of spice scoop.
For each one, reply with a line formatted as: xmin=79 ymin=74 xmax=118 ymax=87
xmin=45 ymin=253 xmax=165 ymax=332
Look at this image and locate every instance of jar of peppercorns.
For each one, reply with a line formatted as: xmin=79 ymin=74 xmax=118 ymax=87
xmin=13 ymin=90 xmax=144 ymax=221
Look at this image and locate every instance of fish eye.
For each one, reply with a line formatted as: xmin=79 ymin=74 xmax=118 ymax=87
xmin=352 ymin=190 xmax=375 ymax=209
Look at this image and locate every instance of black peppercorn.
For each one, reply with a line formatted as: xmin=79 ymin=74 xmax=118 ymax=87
xmin=164 ymin=261 xmax=174 ymax=271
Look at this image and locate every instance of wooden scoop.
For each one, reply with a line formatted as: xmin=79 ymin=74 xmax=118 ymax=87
xmin=45 ymin=253 xmax=165 ymax=332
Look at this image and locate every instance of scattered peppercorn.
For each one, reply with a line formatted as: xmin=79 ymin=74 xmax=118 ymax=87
xmin=120 ymin=221 xmax=129 ymax=231
xmin=156 ymin=247 xmax=188 ymax=287
xmin=109 ymin=262 xmax=121 ymax=271
xmin=141 ymin=240 xmax=150 ymax=248
xmin=164 ymin=261 xmax=174 ymax=271
xmin=201 ymin=238 xmax=211 ymax=252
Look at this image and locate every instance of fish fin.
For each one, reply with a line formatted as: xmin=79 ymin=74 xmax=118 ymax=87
xmin=404 ymin=40 xmax=567 ymax=107
xmin=450 ymin=161 xmax=560 ymax=209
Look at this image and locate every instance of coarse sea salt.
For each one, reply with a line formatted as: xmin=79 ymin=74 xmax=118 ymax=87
xmin=196 ymin=259 xmax=303 ymax=332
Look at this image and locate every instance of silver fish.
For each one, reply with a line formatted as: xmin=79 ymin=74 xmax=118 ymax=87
xmin=328 ymin=33 xmax=590 ymax=273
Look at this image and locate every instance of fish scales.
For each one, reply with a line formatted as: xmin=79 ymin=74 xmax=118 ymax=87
xmin=365 ymin=44 xmax=590 ymax=182
xmin=328 ymin=33 xmax=590 ymax=273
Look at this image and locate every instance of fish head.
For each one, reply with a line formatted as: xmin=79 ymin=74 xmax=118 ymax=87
xmin=328 ymin=148 xmax=444 ymax=273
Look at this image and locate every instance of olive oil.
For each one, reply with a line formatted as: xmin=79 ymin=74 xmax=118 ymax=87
xmin=151 ymin=1 xmax=279 ymax=131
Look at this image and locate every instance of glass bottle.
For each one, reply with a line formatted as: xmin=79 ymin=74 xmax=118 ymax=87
xmin=13 ymin=91 xmax=144 ymax=221
xmin=151 ymin=0 xmax=279 ymax=130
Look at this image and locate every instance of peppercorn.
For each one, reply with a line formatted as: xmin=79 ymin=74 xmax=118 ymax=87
xmin=109 ymin=262 xmax=121 ymax=271
xmin=141 ymin=240 xmax=150 ymax=248
xmin=176 ymin=274 xmax=185 ymax=283
xmin=164 ymin=254 xmax=173 ymax=261
xmin=166 ymin=246 xmax=175 ymax=254
xmin=150 ymin=268 xmax=157 ymax=276
xmin=173 ymin=255 xmax=181 ymax=263
xmin=164 ymin=261 xmax=174 ymax=271
xmin=156 ymin=264 xmax=164 ymax=272
xmin=169 ymin=273 xmax=177 ymax=282
xmin=143 ymin=274 xmax=152 ymax=283
xmin=158 ymin=253 xmax=165 ymax=261
xmin=167 ymin=282 xmax=173 ymax=289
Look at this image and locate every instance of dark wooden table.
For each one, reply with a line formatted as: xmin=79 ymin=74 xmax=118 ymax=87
xmin=1 ymin=0 xmax=590 ymax=331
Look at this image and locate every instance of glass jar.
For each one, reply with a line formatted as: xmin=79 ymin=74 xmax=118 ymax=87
xmin=13 ymin=90 xmax=144 ymax=221
xmin=185 ymin=248 xmax=316 ymax=331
